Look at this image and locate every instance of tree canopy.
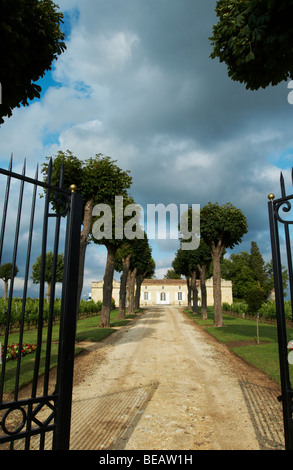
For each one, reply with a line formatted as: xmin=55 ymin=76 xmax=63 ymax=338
xmin=164 ymin=269 xmax=182 ymax=279
xmin=200 ymin=202 xmax=248 ymax=252
xmin=1 ymin=0 xmax=66 ymax=123
xmin=210 ymin=0 xmax=293 ymax=90
xmin=31 ymin=251 xmax=64 ymax=303
xmin=0 ymin=263 xmax=19 ymax=301
xmin=42 ymin=151 xmax=132 ymax=212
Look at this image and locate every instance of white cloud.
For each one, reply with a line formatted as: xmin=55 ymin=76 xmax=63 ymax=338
xmin=174 ymin=149 xmax=213 ymax=172
xmin=54 ymin=27 xmax=140 ymax=86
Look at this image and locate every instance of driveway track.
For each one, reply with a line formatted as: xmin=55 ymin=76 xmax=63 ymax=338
xmin=69 ymin=306 xmax=284 ymax=450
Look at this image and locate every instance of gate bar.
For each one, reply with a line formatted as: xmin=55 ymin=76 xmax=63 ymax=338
xmin=53 ymin=188 xmax=82 ymax=450
xmin=268 ymin=193 xmax=293 ymax=450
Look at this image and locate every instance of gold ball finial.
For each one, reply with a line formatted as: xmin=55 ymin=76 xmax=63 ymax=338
xmin=268 ymin=193 xmax=275 ymax=201
xmin=70 ymin=184 xmax=77 ymax=193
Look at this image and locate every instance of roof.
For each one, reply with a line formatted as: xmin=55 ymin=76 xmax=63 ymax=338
xmin=142 ymin=278 xmax=187 ymax=286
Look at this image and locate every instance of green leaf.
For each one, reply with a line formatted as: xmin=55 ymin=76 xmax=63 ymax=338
xmin=245 ymin=50 xmax=255 ymax=62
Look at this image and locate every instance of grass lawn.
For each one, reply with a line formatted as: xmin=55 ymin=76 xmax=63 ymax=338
xmin=186 ymin=307 xmax=293 ymax=384
xmin=0 ymin=309 xmax=136 ymax=394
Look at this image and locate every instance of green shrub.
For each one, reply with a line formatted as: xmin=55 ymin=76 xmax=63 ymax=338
xmin=78 ymin=299 xmax=102 ymax=317
xmin=259 ymin=300 xmax=276 ymax=319
xmin=222 ymin=302 xmax=231 ymax=311
xmin=258 ymin=300 xmax=292 ymax=322
xmin=231 ymin=301 xmax=248 ymax=315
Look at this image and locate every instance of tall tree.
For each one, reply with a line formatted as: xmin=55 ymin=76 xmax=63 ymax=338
xmin=115 ymin=234 xmax=155 ymax=318
xmin=115 ymin=242 xmax=133 ymax=320
xmin=172 ymin=248 xmax=199 ymax=313
xmin=210 ymin=0 xmax=293 ymax=90
xmin=0 ymin=263 xmax=19 ymax=301
xmin=249 ymin=241 xmax=266 ymax=286
xmin=200 ymin=202 xmax=248 ymax=327
xmin=172 ymin=249 xmax=192 ymax=310
xmin=132 ymin=237 xmax=155 ymax=311
xmin=1 ymin=0 xmax=66 ymax=123
xmin=135 ymin=256 xmax=155 ymax=310
xmin=42 ymin=151 xmax=132 ymax=310
xmin=192 ymin=240 xmax=213 ymax=320
xmin=92 ymin=196 xmax=137 ymax=327
xmin=31 ymin=251 xmax=64 ymax=303
xmin=177 ymin=207 xmax=212 ymax=317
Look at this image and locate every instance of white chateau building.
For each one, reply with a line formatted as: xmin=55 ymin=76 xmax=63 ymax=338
xmin=91 ymin=278 xmax=233 ymax=307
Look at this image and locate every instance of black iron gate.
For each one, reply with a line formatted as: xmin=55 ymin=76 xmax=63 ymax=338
xmin=0 ymin=156 xmax=82 ymax=450
xmin=268 ymin=169 xmax=293 ymax=450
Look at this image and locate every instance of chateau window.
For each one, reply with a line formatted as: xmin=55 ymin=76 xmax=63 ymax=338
xmin=160 ymin=292 xmax=166 ymax=301
xmin=178 ymin=292 xmax=182 ymax=301
xmin=144 ymin=292 xmax=149 ymax=300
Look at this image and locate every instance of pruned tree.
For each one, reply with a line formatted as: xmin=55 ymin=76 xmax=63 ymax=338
xmin=133 ymin=239 xmax=155 ymax=311
xmin=135 ymin=258 xmax=156 ymax=310
xmin=0 ymin=263 xmax=19 ymax=301
xmin=192 ymin=240 xmax=213 ymax=320
xmin=172 ymin=249 xmax=194 ymax=311
xmin=31 ymin=251 xmax=64 ymax=303
xmin=92 ymin=195 xmax=138 ymax=327
xmin=115 ymin=242 xmax=133 ymax=320
xmin=42 ymin=151 xmax=132 ymax=312
xmin=200 ymin=202 xmax=248 ymax=327
xmin=115 ymin=233 xmax=154 ymax=317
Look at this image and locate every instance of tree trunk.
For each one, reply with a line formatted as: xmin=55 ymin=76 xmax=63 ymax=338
xmin=46 ymin=282 xmax=51 ymax=304
xmin=211 ymin=241 xmax=224 ymax=327
xmin=191 ymin=270 xmax=198 ymax=313
xmin=135 ymin=273 xmax=144 ymax=310
xmin=77 ymin=197 xmax=94 ymax=312
xmin=198 ymin=264 xmax=207 ymax=320
xmin=186 ymin=276 xmax=191 ymax=310
xmin=4 ymin=280 xmax=8 ymax=302
xmin=118 ymin=253 xmax=131 ymax=320
xmin=99 ymin=244 xmax=117 ymax=328
xmin=127 ymin=267 xmax=137 ymax=315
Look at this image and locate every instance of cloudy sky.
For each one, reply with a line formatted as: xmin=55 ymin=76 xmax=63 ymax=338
xmin=1 ymin=0 xmax=293 ymax=299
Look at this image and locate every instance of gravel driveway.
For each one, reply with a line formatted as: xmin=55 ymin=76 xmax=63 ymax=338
xmin=69 ymin=306 xmax=284 ymax=450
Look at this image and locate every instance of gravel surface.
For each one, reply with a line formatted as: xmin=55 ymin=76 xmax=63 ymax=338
xmin=69 ymin=306 xmax=285 ymax=451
